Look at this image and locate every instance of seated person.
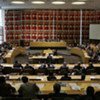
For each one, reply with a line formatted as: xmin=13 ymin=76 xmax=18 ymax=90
xmin=24 ymin=63 xmax=34 ymax=70
xmin=18 ymin=76 xmax=40 ymax=99
xmin=60 ymin=62 xmax=69 ymax=69
xmin=86 ymin=62 xmax=95 ymax=74
xmin=47 ymin=63 xmax=55 ymax=69
xmin=48 ymin=83 xmax=67 ymax=99
xmin=86 ymin=62 xmax=94 ymax=70
xmin=47 ymin=71 xmax=57 ymax=81
xmin=0 ymin=76 xmax=16 ymax=97
xmin=0 ymin=64 xmax=3 ymax=71
xmin=47 ymin=53 xmax=53 ymax=64
xmin=60 ymin=73 xmax=71 ymax=80
xmin=53 ymin=49 xmax=58 ymax=55
xmin=13 ymin=60 xmax=23 ymax=69
xmin=23 ymin=63 xmax=35 ymax=74
xmin=38 ymin=63 xmax=46 ymax=69
xmin=72 ymin=62 xmax=82 ymax=75
xmin=95 ymin=91 xmax=100 ymax=100
xmin=80 ymin=86 xmax=95 ymax=100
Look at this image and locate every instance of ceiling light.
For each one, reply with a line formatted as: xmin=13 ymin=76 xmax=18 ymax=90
xmin=32 ymin=1 xmax=45 ymax=4
xmin=11 ymin=0 xmax=25 ymax=4
xmin=72 ymin=2 xmax=86 ymax=5
xmin=52 ymin=1 xmax=65 ymax=5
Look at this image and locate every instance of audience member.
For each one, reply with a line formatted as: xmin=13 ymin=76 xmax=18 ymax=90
xmin=53 ymin=49 xmax=58 ymax=55
xmin=24 ymin=63 xmax=34 ymax=70
xmin=48 ymin=83 xmax=67 ymax=99
xmin=38 ymin=63 xmax=46 ymax=69
xmin=47 ymin=53 xmax=53 ymax=64
xmin=86 ymin=62 xmax=95 ymax=74
xmin=60 ymin=73 xmax=71 ymax=80
xmin=13 ymin=61 xmax=23 ymax=69
xmin=23 ymin=63 xmax=35 ymax=75
xmin=72 ymin=62 xmax=82 ymax=75
xmin=80 ymin=86 xmax=95 ymax=100
xmin=59 ymin=62 xmax=69 ymax=74
xmin=86 ymin=62 xmax=94 ymax=70
xmin=95 ymin=91 xmax=100 ymax=100
xmin=0 ymin=76 xmax=16 ymax=98
xmin=47 ymin=71 xmax=57 ymax=81
xmin=18 ymin=76 xmax=40 ymax=99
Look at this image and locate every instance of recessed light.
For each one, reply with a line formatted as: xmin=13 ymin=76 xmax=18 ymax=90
xmin=32 ymin=1 xmax=45 ymax=4
xmin=52 ymin=1 xmax=65 ymax=5
xmin=72 ymin=2 xmax=86 ymax=5
xmin=11 ymin=1 xmax=25 ymax=4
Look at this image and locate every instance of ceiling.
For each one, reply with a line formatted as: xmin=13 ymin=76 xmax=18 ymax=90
xmin=0 ymin=0 xmax=100 ymax=9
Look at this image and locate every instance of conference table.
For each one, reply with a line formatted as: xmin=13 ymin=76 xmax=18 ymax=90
xmin=29 ymin=55 xmax=64 ymax=64
xmin=5 ymin=75 xmax=100 ymax=95
xmin=30 ymin=41 xmax=67 ymax=49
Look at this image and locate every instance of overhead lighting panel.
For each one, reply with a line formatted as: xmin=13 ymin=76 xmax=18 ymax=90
xmin=11 ymin=0 xmax=25 ymax=4
xmin=31 ymin=1 xmax=45 ymax=4
xmin=72 ymin=1 xmax=86 ymax=5
xmin=52 ymin=0 xmax=65 ymax=5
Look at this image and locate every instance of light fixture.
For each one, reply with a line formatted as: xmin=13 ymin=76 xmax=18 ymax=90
xmin=31 ymin=1 xmax=45 ymax=4
xmin=11 ymin=0 xmax=25 ymax=4
xmin=72 ymin=2 xmax=86 ymax=5
xmin=52 ymin=0 xmax=65 ymax=5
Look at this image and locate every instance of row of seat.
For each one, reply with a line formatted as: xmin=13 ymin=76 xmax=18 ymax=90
xmin=0 ymin=67 xmax=99 ymax=75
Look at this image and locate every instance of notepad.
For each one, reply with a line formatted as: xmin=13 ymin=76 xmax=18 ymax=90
xmin=69 ymin=83 xmax=81 ymax=90
xmin=91 ymin=83 xmax=100 ymax=89
xmin=57 ymin=82 xmax=69 ymax=87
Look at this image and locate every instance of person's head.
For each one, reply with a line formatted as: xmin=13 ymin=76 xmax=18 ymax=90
xmin=63 ymin=62 xmax=67 ymax=66
xmin=53 ymin=83 xmax=61 ymax=93
xmin=0 ymin=76 xmax=6 ymax=84
xmin=15 ymin=60 xmax=18 ymax=64
xmin=21 ymin=76 xmax=28 ymax=83
xmin=26 ymin=63 xmax=29 ymax=66
xmin=86 ymin=86 xmax=94 ymax=96
xmin=89 ymin=62 xmax=93 ymax=67
xmin=77 ymin=62 xmax=81 ymax=66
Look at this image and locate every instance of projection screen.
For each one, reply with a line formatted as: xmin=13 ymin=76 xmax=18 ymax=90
xmin=89 ymin=24 xmax=100 ymax=40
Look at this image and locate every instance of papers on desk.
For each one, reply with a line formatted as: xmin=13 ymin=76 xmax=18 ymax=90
xmin=36 ymin=83 xmax=45 ymax=89
xmin=69 ymin=83 xmax=81 ymax=90
xmin=35 ymin=77 xmax=44 ymax=81
xmin=91 ymin=83 xmax=100 ymax=89
xmin=90 ymin=76 xmax=95 ymax=79
xmin=57 ymin=82 xmax=69 ymax=87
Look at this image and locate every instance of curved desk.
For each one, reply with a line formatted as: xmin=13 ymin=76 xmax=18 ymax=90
xmin=70 ymin=47 xmax=90 ymax=63
xmin=5 ymin=75 xmax=100 ymax=95
xmin=4 ymin=47 xmax=26 ymax=64
xmin=30 ymin=41 xmax=67 ymax=49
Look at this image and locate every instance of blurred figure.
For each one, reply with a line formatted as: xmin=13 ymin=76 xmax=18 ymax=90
xmin=47 ymin=71 xmax=57 ymax=81
xmin=48 ymin=83 xmax=67 ymax=99
xmin=80 ymin=86 xmax=95 ymax=100
xmin=95 ymin=91 xmax=100 ymax=100
xmin=59 ymin=62 xmax=69 ymax=75
xmin=47 ymin=54 xmax=53 ymax=64
xmin=86 ymin=62 xmax=95 ymax=75
xmin=60 ymin=73 xmax=71 ymax=80
xmin=0 ymin=76 xmax=16 ymax=98
xmin=18 ymin=76 xmax=40 ymax=99
xmin=72 ymin=62 xmax=82 ymax=75
xmin=23 ymin=63 xmax=35 ymax=75
xmin=38 ymin=63 xmax=46 ymax=69
xmin=13 ymin=60 xmax=23 ymax=69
